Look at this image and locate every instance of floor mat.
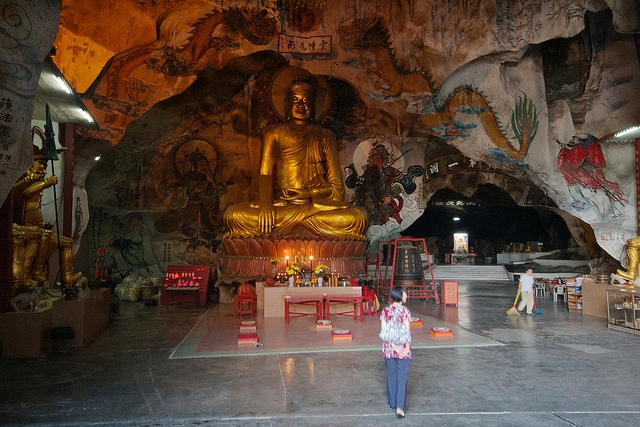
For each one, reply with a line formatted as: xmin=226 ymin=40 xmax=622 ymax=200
xmin=170 ymin=303 xmax=501 ymax=359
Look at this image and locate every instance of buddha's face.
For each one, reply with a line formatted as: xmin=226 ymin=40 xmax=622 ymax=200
xmin=287 ymin=83 xmax=315 ymax=124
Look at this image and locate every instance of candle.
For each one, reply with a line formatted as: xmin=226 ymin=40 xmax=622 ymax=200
xmin=309 ymin=255 xmax=313 ymax=270
xmin=285 ymin=255 xmax=290 ymax=267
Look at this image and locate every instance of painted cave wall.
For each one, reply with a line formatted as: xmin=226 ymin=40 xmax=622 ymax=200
xmin=50 ymin=1 xmax=639 ymax=281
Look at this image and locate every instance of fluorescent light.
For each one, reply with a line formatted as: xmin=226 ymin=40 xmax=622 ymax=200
xmin=94 ymin=155 xmax=101 ymax=161
xmin=453 ymin=217 xmax=460 ymax=221
xmin=615 ymin=125 xmax=640 ymax=138
xmin=78 ymin=109 xmax=94 ymax=123
xmin=55 ymin=75 xmax=72 ymax=94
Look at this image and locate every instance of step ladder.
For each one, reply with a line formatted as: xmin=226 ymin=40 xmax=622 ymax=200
xmin=377 ymin=237 xmax=440 ymax=303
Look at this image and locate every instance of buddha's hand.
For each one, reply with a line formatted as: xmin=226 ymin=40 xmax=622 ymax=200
xmin=280 ymin=188 xmax=312 ymax=201
xmin=258 ymin=203 xmax=276 ymax=234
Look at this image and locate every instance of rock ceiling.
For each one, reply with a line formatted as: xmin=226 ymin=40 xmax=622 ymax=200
xmin=51 ymin=0 xmax=640 ymax=262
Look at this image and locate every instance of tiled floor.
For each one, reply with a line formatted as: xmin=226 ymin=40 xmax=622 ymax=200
xmin=170 ymin=301 xmax=500 ymax=359
xmin=1 ymin=280 xmax=639 ymax=426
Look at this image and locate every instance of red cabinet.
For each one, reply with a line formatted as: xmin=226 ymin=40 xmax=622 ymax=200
xmin=161 ymin=265 xmax=210 ymax=307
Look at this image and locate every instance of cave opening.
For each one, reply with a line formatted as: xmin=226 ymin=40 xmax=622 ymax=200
xmin=402 ymin=184 xmax=574 ymax=263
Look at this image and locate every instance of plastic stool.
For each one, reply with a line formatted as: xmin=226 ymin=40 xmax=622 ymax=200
xmin=553 ymin=285 xmax=566 ymax=303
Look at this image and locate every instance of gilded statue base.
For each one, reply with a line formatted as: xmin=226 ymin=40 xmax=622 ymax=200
xmin=220 ymin=238 xmax=368 ymax=277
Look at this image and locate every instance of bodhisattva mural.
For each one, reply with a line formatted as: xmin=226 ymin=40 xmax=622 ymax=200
xmin=154 ymin=139 xmax=225 ymax=249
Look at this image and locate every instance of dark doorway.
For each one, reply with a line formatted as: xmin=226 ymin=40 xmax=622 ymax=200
xmin=402 ymin=185 xmax=572 ymax=262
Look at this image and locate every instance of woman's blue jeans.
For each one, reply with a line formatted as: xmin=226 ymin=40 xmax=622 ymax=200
xmin=385 ymin=357 xmax=411 ymax=411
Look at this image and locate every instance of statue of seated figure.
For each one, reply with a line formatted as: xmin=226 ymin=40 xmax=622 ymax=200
xmin=224 ymin=71 xmax=368 ymax=240
xmin=12 ymin=144 xmax=82 ymax=289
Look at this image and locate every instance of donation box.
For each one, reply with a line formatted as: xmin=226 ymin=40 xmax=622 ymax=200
xmin=441 ymin=280 xmax=458 ymax=307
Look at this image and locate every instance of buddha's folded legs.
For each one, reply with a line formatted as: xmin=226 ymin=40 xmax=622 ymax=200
xmin=223 ymin=202 xmax=368 ymax=240
xmin=302 ymin=206 xmax=368 ymax=240
xmin=224 ymin=202 xmax=307 ymax=238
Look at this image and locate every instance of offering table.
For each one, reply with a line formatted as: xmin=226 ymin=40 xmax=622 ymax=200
xmin=262 ymin=286 xmax=361 ymax=318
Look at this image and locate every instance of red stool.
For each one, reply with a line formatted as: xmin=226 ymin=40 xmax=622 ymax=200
xmin=362 ymin=287 xmax=378 ymax=315
xmin=234 ymin=283 xmax=256 ymax=317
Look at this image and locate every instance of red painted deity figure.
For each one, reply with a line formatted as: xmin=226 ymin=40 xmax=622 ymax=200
xmin=555 ymin=132 xmax=627 ymax=219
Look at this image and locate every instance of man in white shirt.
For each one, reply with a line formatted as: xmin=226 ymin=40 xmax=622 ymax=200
xmin=517 ymin=268 xmax=535 ymax=315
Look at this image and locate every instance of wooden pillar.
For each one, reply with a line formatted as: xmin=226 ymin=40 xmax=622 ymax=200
xmin=0 ymin=191 xmax=13 ymax=312
xmin=61 ymin=122 xmax=75 ymax=237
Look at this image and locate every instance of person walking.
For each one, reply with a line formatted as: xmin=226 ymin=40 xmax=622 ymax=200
xmin=517 ymin=268 xmax=535 ymax=314
xmin=380 ymin=285 xmax=412 ymax=418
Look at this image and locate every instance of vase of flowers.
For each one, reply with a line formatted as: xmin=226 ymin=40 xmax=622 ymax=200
xmin=313 ymin=264 xmax=329 ymax=287
xmin=286 ymin=265 xmax=300 ymax=287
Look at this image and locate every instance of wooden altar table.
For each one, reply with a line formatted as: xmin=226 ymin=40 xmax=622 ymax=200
xmin=262 ymin=286 xmax=361 ymax=318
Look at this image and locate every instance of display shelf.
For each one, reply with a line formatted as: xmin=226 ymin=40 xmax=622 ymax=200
xmin=607 ymin=286 xmax=640 ymax=335
xmin=161 ymin=265 xmax=210 ymax=307
xmin=566 ymin=280 xmax=582 ymax=311
xmin=163 ymin=265 xmax=209 ymax=288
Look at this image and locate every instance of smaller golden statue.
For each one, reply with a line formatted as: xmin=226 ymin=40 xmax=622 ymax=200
xmin=223 ymin=68 xmax=368 ymax=240
xmin=616 ymin=236 xmax=640 ymax=281
xmin=12 ymin=143 xmax=82 ymax=291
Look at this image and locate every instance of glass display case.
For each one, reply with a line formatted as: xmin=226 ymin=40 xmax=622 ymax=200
xmin=607 ymin=286 xmax=640 ymax=335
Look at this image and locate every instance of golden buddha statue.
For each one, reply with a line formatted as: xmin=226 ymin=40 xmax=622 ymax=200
xmin=12 ymin=145 xmax=82 ymax=289
xmin=224 ymin=70 xmax=368 ymax=240
xmin=617 ymin=236 xmax=640 ymax=281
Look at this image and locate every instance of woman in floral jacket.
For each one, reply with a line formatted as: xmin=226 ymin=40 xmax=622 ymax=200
xmin=380 ymin=285 xmax=412 ymax=418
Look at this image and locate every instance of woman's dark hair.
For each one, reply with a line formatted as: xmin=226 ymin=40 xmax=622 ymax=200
xmin=389 ymin=285 xmax=405 ymax=303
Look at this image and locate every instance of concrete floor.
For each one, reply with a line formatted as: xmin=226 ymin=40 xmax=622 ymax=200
xmin=1 ymin=280 xmax=639 ymax=426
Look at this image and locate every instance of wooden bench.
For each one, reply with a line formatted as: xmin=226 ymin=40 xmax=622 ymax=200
xmin=324 ymin=296 xmax=363 ymax=322
xmin=284 ymin=296 xmax=324 ymax=323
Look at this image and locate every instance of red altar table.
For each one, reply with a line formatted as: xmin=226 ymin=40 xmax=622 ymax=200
xmin=324 ymin=296 xmax=363 ymax=322
xmin=284 ymin=296 xmax=324 ymax=323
